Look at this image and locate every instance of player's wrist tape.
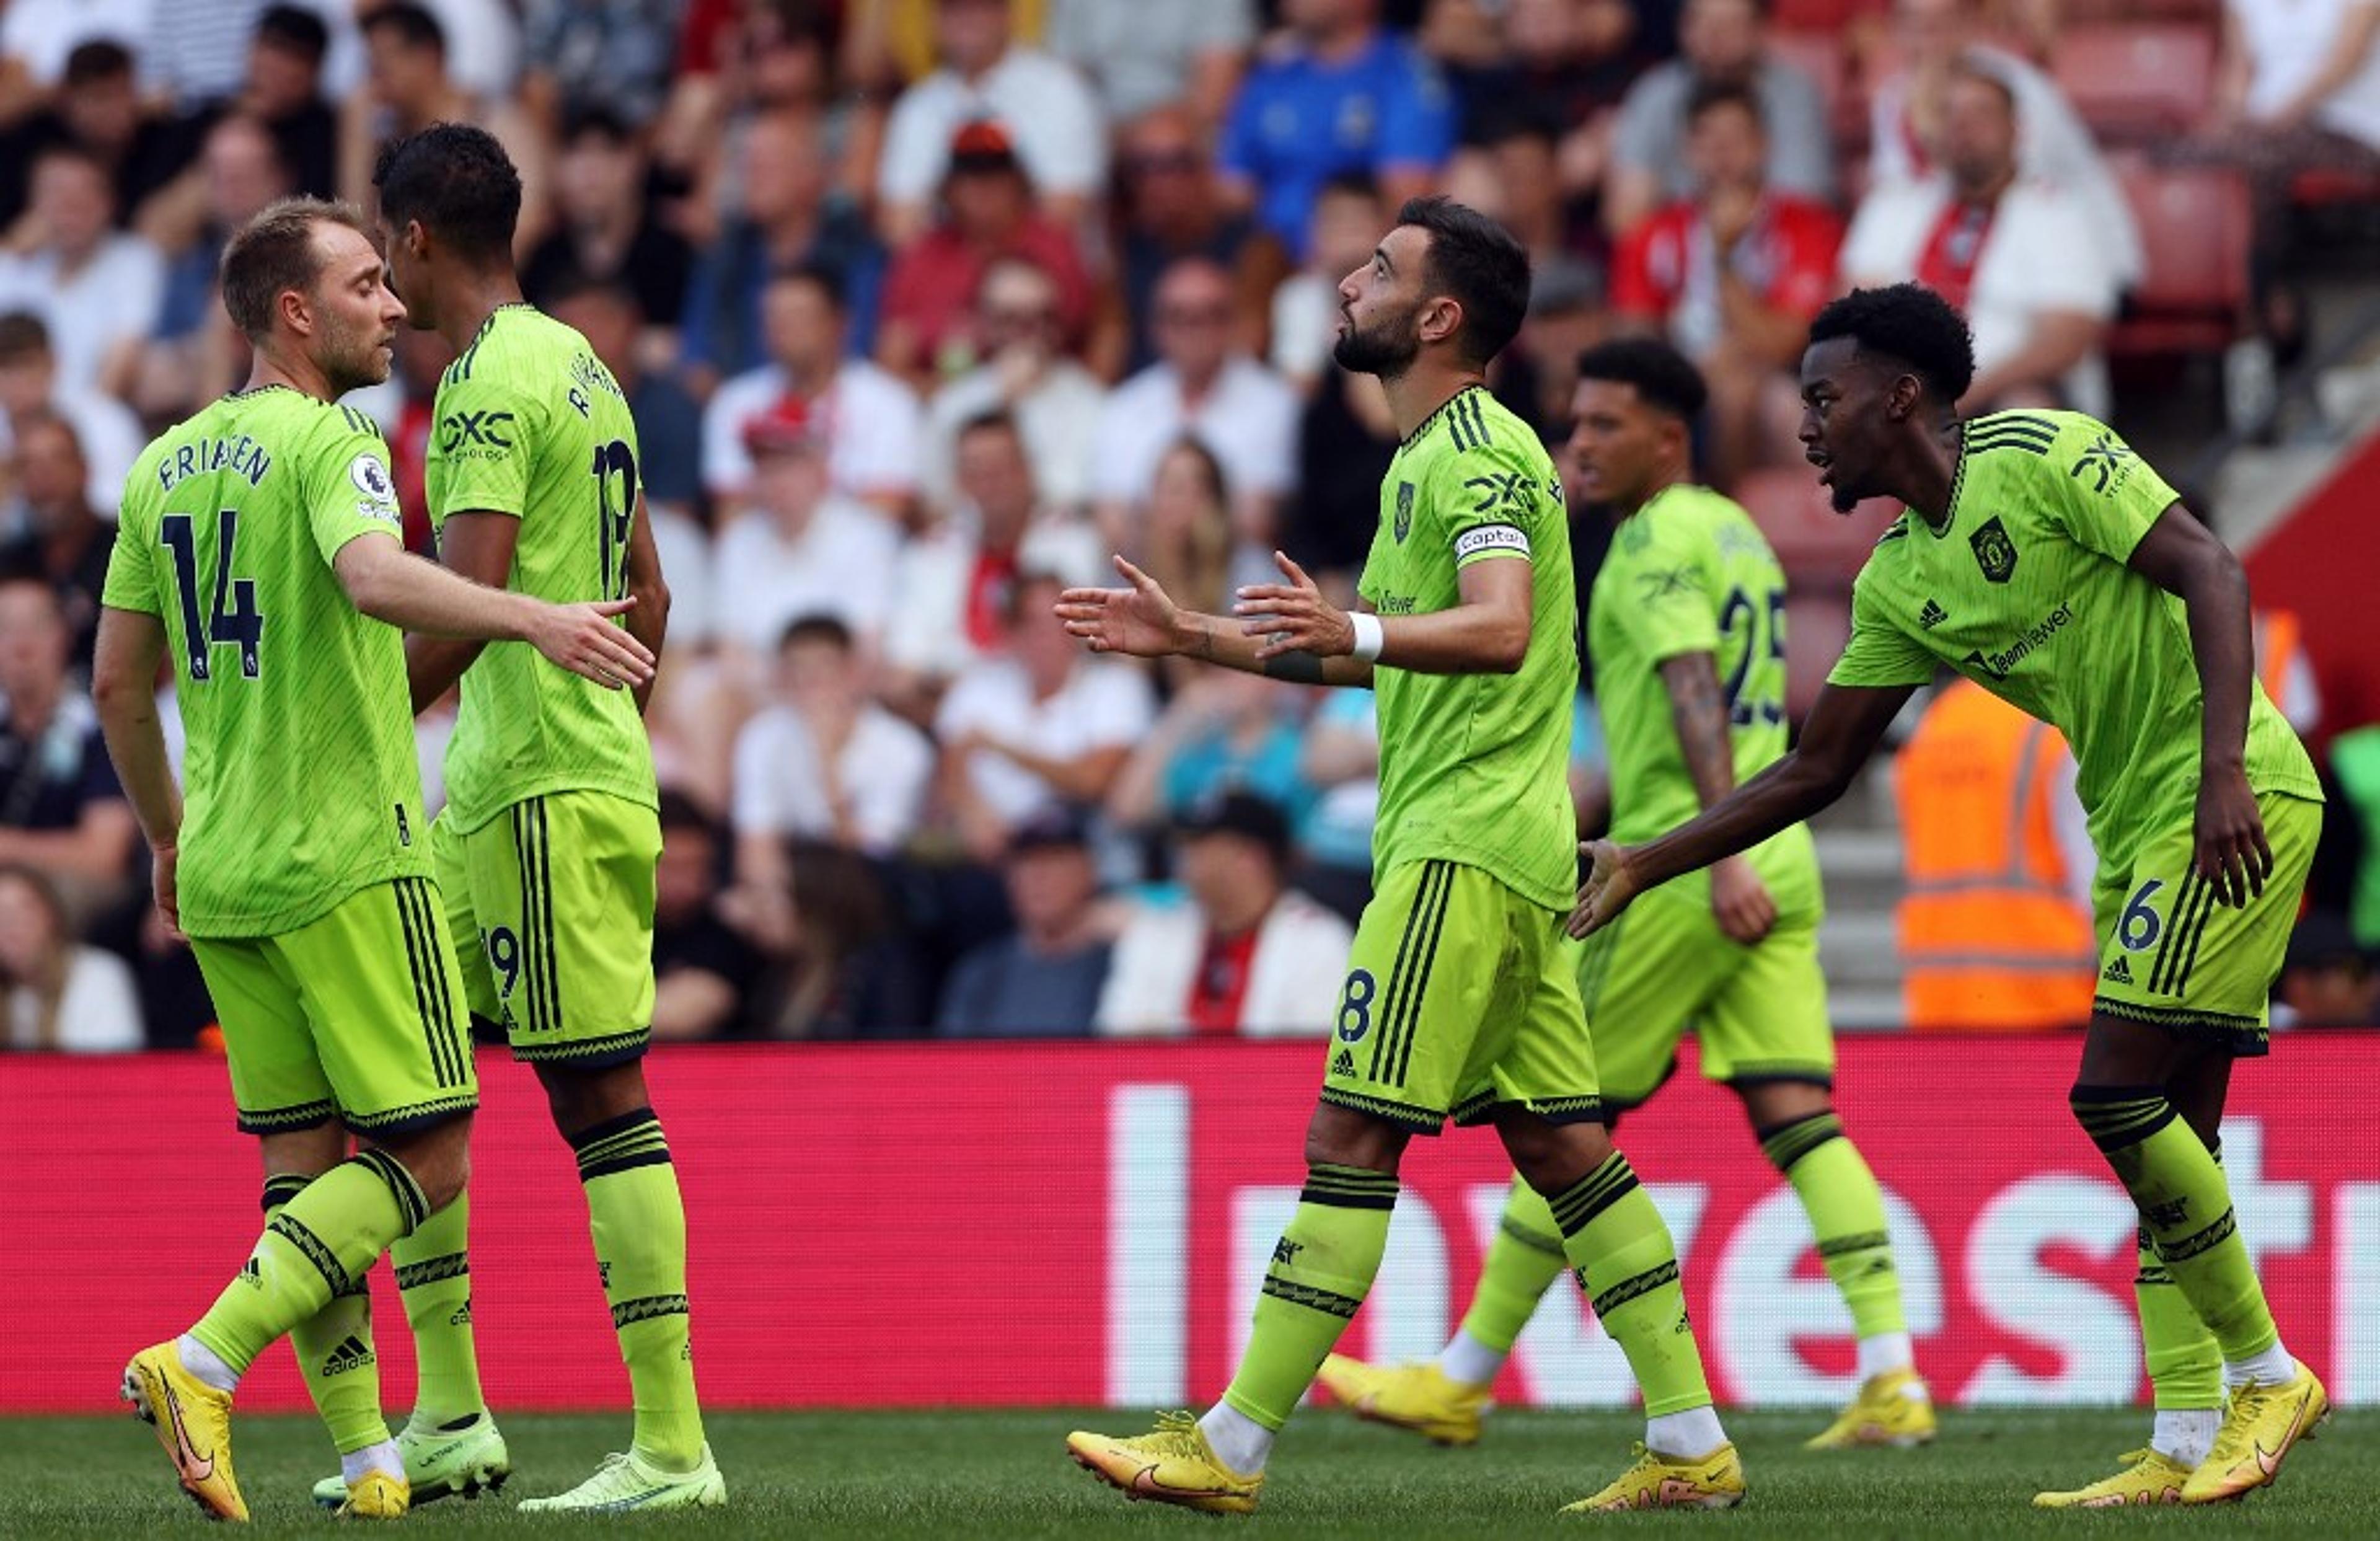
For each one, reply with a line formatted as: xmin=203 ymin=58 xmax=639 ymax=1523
xmin=1349 ymin=611 xmax=1385 ymax=663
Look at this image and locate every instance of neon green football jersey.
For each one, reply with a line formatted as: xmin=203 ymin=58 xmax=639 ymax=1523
xmin=102 ymin=386 xmax=426 ymax=937
xmin=1590 ymin=484 xmax=1820 ymax=917
xmin=426 ymin=302 xmax=656 ymax=833
xmin=1828 ymin=410 xmax=2321 ymax=875
xmin=1357 ymin=385 xmax=1577 ymax=911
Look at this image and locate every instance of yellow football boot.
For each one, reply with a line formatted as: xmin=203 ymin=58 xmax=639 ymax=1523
xmin=1558 ymin=1442 xmax=1746 ymax=1514
xmin=2032 ymin=1448 xmax=2192 ymax=1508
xmin=2182 ymin=1360 xmax=2328 ymax=1504
xmin=334 ymin=1470 xmax=410 ymax=1519
xmin=1066 ymin=1411 xmax=1265 ymax=1516
xmin=1316 ymin=1354 xmax=1492 ymax=1446
xmin=1803 ymin=1368 xmax=1938 ymax=1450
xmin=121 ymin=1341 xmax=249 ymax=1522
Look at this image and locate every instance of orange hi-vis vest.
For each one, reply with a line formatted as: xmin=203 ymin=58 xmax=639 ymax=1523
xmin=1895 ymin=679 xmax=2099 ymax=1032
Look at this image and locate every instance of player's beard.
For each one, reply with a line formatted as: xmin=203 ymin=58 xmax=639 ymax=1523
xmin=319 ymin=310 xmax=394 ymax=397
xmin=1333 ymin=301 xmax=1421 ymax=381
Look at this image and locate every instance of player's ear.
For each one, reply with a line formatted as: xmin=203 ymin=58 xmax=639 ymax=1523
xmin=1884 ymin=371 xmax=1923 ymax=423
xmin=1419 ymin=294 xmax=1462 ymax=349
xmin=278 ymin=284 xmax=313 ymax=340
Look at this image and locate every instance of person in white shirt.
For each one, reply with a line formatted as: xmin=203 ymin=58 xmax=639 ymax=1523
xmin=875 ymin=0 xmax=1106 ymax=245
xmin=708 ymin=395 xmax=902 ymax=670
xmin=935 ymin=568 xmax=1155 ymax=861
xmin=733 ymin=613 xmax=933 ymax=894
xmin=0 ymin=311 xmax=139 ymax=515
xmin=1841 ymin=63 xmax=2117 ymax=415
xmin=0 ymin=861 xmax=143 ymax=1052
xmin=921 ymin=255 xmax=1105 ymax=516
xmin=701 ymin=261 xmax=922 ymax=517
xmin=1095 ymin=790 xmax=1352 ymax=1037
xmin=0 ymin=146 xmax=164 ymax=400
xmin=1091 ymin=255 xmax=1298 ymax=559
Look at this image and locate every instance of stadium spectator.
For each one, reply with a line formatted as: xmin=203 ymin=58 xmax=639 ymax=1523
xmin=1604 ymin=0 xmax=1832 ymax=238
xmin=520 ymin=0 xmax=682 ymax=131
xmin=1094 ymin=790 xmax=1351 ymax=1037
xmin=1612 ymin=81 xmax=1841 ymax=488
xmin=920 ymin=257 xmax=1103 ymax=516
xmin=886 ymin=410 xmax=1103 ymax=704
xmin=935 ymin=569 xmax=1155 ymax=862
xmin=0 ymin=577 xmax=138 ymax=912
xmin=0 ymin=312 xmax=139 ymax=515
xmin=1106 ymin=671 xmax=1319 ymax=842
xmin=1296 ymin=687 xmax=1381 ymax=922
xmin=1111 ymin=103 xmax=1262 ymax=374
xmin=733 ymin=614 xmax=935 ymax=878
xmin=0 ymin=1 xmax=154 ymax=105
xmin=681 ymin=108 xmax=886 ymax=384
xmin=651 ymin=790 xmax=762 ymax=1041
xmin=702 ymin=261 xmax=921 ymax=515
xmin=1895 ymin=678 xmax=2097 ymax=1034
xmin=1218 ymin=0 xmax=1455 ymax=259
xmin=1863 ymin=0 xmax=2141 ymax=290
xmin=134 ymin=114 xmax=294 ymax=423
xmin=522 ymin=105 xmax=693 ymax=343
xmin=1285 ymin=361 xmax=1401 ymax=594
xmin=708 ymin=397 xmax=902 ymax=669
xmin=0 ymin=862 xmax=142 ymax=1051
xmin=1044 ymin=0 xmax=1255 ymax=130
xmin=935 ymin=803 xmax=1113 ymax=1037
xmin=1428 ymin=0 xmax=1649 ymax=204
xmin=1091 ymin=257 xmax=1298 ymax=558
xmin=874 ymin=121 xmax=1096 ymax=389
xmin=875 ymin=0 xmax=1107 ymax=245
xmin=1270 ymin=173 xmax=1387 ymax=394
xmin=1841 ymin=64 xmax=2117 ymax=415
xmin=0 ymin=144 xmax=162 ymax=400
xmin=342 ymin=2 xmax=545 ymax=244
xmin=1130 ymin=438 xmax=1245 ymax=658
xmin=2275 ymin=909 xmax=2380 ymax=1028
xmin=0 ymin=40 xmax=190 ymax=231
xmin=219 ymin=6 xmax=340 ymax=200
xmin=0 ymin=412 xmax=110 ymax=671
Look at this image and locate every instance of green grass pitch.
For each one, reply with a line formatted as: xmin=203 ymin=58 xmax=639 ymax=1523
xmin=1 ymin=1408 xmax=2363 ymax=1537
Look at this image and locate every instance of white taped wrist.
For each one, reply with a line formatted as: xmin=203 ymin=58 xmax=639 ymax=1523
xmin=1349 ymin=611 xmax=1385 ymax=663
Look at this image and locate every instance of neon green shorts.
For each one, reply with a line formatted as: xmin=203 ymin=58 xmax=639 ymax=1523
xmin=193 ymin=876 xmax=478 ymax=1137
xmin=2090 ymin=790 xmax=2320 ymax=1056
xmin=1574 ymin=885 xmax=1834 ymax=1109
xmin=431 ymin=790 xmax=661 ymax=1066
xmin=1321 ymin=859 xmax=1602 ymax=1133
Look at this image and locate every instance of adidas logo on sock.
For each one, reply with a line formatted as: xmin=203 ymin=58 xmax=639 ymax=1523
xmin=449 ymin=1299 xmax=473 ymax=1327
xmin=2102 ymin=956 xmax=2134 ymax=984
xmin=322 ymin=1335 xmax=376 ymax=1376
xmin=239 ymin=1258 xmax=263 ymax=1289
xmin=1331 ymin=1049 xmax=1356 ymax=1077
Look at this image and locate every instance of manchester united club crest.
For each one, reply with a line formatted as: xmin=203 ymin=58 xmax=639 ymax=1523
xmin=1395 ymin=480 xmax=1415 ymax=542
xmin=1969 ymin=516 xmax=2018 ymax=583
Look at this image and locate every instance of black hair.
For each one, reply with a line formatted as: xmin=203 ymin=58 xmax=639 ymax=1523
xmin=1318 ymin=169 xmax=1382 ymax=203
xmin=1396 ymin=195 xmax=1531 ymax=366
xmin=255 ymin=4 xmax=329 ymax=64
xmin=361 ymin=1 xmax=446 ymax=54
xmin=778 ymin=612 xmax=855 ymax=654
xmin=1685 ymin=76 xmax=1764 ymax=131
xmin=656 ymin=788 xmax=717 ymax=834
xmin=373 ymin=121 xmax=521 ymax=263
xmin=767 ymin=257 xmax=847 ymax=313
xmin=1465 ymin=99 xmax=1563 ymax=151
xmin=1575 ymin=337 xmax=1709 ymax=423
xmin=562 ymin=102 xmax=635 ymax=147
xmin=1807 ymin=284 xmax=1977 ymax=405
xmin=955 ymin=407 xmax=1022 ymax=443
xmin=63 ymin=40 xmax=134 ymax=87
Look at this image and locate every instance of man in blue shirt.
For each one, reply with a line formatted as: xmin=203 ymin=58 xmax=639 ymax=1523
xmin=1219 ymin=0 xmax=1453 ymax=259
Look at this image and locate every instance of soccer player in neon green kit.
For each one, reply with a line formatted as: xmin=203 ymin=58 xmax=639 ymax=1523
xmin=1322 ymin=337 xmax=1931 ymax=1450
xmin=1059 ymin=199 xmax=1739 ymax=1517
xmin=1574 ymin=284 xmax=2328 ymax=1508
xmin=94 ymin=195 xmax=653 ymax=1521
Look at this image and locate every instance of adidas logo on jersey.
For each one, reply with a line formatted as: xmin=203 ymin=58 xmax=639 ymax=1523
xmin=2102 ymin=956 xmax=2134 ymax=985
xmin=1331 ymin=1049 xmax=1357 ymax=1078
xmin=322 ymin=1335 xmax=376 ymax=1376
xmin=1919 ymin=598 xmax=1948 ymax=630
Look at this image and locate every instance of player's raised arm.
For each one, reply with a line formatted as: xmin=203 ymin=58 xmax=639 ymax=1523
xmin=2123 ymin=503 xmax=2272 ymax=906
xmin=334 ymin=528 xmax=655 ymax=693
xmin=1571 ymin=678 xmax=1913 ymax=937
xmin=90 ymin=605 xmax=185 ymax=932
xmin=1056 ymin=552 xmax=1378 ymax=688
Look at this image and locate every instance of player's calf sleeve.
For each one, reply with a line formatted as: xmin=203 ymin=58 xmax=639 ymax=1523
xmin=390 ymin=1193 xmax=485 ymax=1426
xmin=2071 ymin=1086 xmax=2281 ymax=1362
xmin=1551 ymin=1152 xmax=1714 ymax=1417
xmin=1455 ymin=1176 xmax=1569 ymax=1358
xmin=193 ymin=1149 xmax=428 ymax=1375
xmin=267 ymin=1173 xmax=392 ymax=1455
xmin=1220 ymin=1163 xmax=1397 ymax=1431
xmin=1760 ymin=1111 xmax=1908 ymax=1342
xmin=574 ymin=1108 xmax=705 ymax=1470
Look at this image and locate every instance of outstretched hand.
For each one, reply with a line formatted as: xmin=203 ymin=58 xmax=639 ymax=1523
xmin=1233 ymin=550 xmax=1353 ymax=660
xmin=527 ymin=596 xmax=655 ymax=689
xmin=1568 ymin=838 xmax=1642 ymax=939
xmin=1056 ymin=556 xmax=1186 ymax=658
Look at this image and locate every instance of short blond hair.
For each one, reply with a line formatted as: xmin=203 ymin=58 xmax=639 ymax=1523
xmin=219 ymin=196 xmax=373 ymax=343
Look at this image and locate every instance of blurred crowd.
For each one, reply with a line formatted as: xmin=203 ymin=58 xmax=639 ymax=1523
xmin=2 ymin=0 xmax=2378 ymax=1049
